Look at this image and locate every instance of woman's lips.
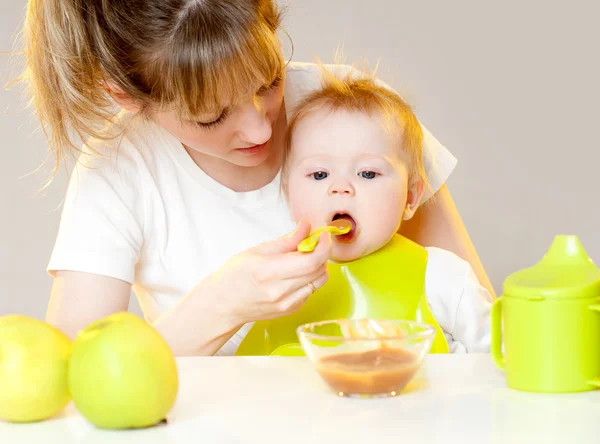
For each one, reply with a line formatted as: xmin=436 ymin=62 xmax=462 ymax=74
xmin=235 ymin=142 xmax=268 ymax=155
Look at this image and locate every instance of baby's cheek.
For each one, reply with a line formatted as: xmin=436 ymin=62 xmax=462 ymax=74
xmin=287 ymin=187 xmax=316 ymax=222
xmin=368 ymin=197 xmax=404 ymax=238
xmin=285 ymin=177 xmax=301 ymax=218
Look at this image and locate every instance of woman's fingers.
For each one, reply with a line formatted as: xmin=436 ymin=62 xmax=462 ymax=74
xmin=263 ymin=232 xmax=332 ymax=281
xmin=227 ymin=229 xmax=333 ymax=324
xmin=278 ymin=264 xmax=328 ymax=299
xmin=257 ymin=264 xmax=327 ymax=305
xmin=275 ymin=269 xmax=330 ymax=315
xmin=253 ymin=219 xmax=312 ymax=255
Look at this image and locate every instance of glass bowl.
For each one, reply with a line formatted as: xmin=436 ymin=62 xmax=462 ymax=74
xmin=297 ymin=319 xmax=435 ymax=397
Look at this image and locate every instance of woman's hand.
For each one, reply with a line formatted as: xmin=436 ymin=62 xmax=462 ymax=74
xmin=207 ymin=220 xmax=332 ymax=329
xmin=152 ymin=220 xmax=331 ymax=356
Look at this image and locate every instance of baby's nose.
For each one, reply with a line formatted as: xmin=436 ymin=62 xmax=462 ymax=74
xmin=328 ymin=180 xmax=355 ymax=196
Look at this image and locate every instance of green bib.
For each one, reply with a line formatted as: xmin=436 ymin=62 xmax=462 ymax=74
xmin=235 ymin=234 xmax=449 ymax=356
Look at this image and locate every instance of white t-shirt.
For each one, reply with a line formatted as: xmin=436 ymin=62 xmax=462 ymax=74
xmin=48 ymin=62 xmax=488 ymax=355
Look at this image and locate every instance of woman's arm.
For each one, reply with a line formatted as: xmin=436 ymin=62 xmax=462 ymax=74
xmin=47 ymin=271 xmax=131 ymax=339
xmin=399 ymin=185 xmax=497 ymax=299
xmin=46 ymin=220 xmax=332 ymax=356
xmin=47 ymin=270 xmax=240 ymax=355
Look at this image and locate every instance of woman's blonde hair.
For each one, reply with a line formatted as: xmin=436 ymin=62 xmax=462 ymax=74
xmin=281 ymin=66 xmax=427 ymax=194
xmin=23 ymin=0 xmax=284 ymax=176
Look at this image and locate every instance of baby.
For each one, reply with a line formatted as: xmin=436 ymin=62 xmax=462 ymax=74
xmin=237 ymin=68 xmax=492 ymax=354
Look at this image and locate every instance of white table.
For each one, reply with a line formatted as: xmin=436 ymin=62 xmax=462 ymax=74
xmin=1 ymin=354 xmax=599 ymax=443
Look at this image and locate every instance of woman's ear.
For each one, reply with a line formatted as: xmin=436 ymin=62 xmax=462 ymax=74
xmin=102 ymin=80 xmax=141 ymax=113
xmin=402 ymin=178 xmax=425 ymax=221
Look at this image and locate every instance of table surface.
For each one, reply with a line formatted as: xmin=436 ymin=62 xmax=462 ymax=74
xmin=1 ymin=354 xmax=599 ymax=443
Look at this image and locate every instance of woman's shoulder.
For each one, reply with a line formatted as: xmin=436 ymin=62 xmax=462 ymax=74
xmin=286 ymin=61 xmax=354 ymax=77
xmin=284 ymin=61 xmax=355 ymax=113
xmin=285 ymin=61 xmax=355 ymax=90
xmin=75 ymin=112 xmax=173 ymax=178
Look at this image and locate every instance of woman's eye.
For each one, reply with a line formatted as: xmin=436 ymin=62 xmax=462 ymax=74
xmin=312 ymin=171 xmax=329 ymax=180
xmin=269 ymin=75 xmax=283 ymax=90
xmin=258 ymin=75 xmax=283 ymax=95
xmin=192 ymin=109 xmax=230 ymax=130
xmin=360 ymin=171 xmax=378 ymax=179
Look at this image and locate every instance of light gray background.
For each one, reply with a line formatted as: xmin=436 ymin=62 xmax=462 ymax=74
xmin=1 ymin=0 xmax=599 ymax=320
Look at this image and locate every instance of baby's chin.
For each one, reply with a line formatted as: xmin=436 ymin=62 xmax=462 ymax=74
xmin=330 ymin=241 xmax=383 ymax=263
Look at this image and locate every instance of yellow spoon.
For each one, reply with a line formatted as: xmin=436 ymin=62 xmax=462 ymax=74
xmin=297 ymin=219 xmax=352 ymax=253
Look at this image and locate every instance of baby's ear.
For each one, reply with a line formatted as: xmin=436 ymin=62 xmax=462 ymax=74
xmin=402 ymin=178 xmax=425 ymax=221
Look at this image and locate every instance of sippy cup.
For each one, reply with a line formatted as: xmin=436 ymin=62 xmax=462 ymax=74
xmin=491 ymin=235 xmax=600 ymax=393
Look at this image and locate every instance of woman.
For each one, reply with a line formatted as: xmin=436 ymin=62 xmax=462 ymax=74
xmin=23 ymin=0 xmax=494 ymax=355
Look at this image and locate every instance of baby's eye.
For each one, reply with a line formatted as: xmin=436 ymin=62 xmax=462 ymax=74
xmin=359 ymin=171 xmax=378 ymax=179
xmin=312 ymin=171 xmax=329 ymax=180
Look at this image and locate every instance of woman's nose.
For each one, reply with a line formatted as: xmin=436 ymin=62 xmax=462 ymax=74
xmin=238 ymin=96 xmax=272 ymax=145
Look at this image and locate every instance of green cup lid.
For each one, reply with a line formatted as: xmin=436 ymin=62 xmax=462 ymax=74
xmin=503 ymin=235 xmax=600 ymax=300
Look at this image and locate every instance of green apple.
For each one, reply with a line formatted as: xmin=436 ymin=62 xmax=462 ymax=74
xmin=0 ymin=315 xmax=72 ymax=422
xmin=68 ymin=312 xmax=178 ymax=429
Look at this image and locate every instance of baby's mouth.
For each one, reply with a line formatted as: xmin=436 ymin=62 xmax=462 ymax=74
xmin=330 ymin=213 xmax=358 ymax=243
